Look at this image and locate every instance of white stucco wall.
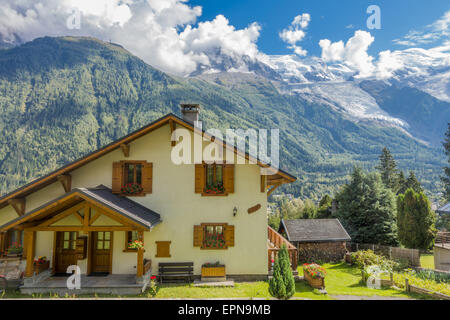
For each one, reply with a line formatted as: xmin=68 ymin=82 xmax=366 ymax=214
xmin=0 ymin=124 xmax=269 ymax=275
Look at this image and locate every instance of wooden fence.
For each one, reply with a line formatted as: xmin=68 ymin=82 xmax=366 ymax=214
xmin=347 ymin=242 xmax=420 ymax=267
xmin=436 ymin=232 xmax=450 ymax=246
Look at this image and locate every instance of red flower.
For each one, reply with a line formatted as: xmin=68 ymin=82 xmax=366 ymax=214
xmin=150 ymin=276 xmax=157 ymax=280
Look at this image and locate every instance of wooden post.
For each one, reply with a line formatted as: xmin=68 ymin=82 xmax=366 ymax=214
xmin=136 ymin=231 xmax=144 ymax=278
xmin=405 ymin=278 xmax=409 ymax=292
xmin=390 ymin=273 xmax=393 ymax=286
xmin=24 ymin=230 xmax=36 ymax=277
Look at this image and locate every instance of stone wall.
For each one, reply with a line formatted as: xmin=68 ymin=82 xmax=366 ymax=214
xmin=297 ymin=241 xmax=347 ymax=263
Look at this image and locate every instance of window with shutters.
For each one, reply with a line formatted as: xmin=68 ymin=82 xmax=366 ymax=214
xmin=193 ymin=223 xmax=235 ymax=249
xmin=195 ymin=163 xmax=234 ymax=196
xmin=112 ymin=161 xmax=153 ymax=196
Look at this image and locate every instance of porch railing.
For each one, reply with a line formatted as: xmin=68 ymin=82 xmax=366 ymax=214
xmin=267 ymin=226 xmax=298 ymax=271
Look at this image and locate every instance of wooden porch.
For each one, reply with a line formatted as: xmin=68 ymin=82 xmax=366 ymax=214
xmin=267 ymin=226 xmax=298 ymax=273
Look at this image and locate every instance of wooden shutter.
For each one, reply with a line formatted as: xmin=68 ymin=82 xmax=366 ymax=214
xmin=112 ymin=162 xmax=123 ymax=194
xmin=142 ymin=162 xmax=153 ymax=194
xmin=195 ymin=164 xmax=205 ymax=193
xmin=155 ymin=241 xmax=171 ymax=257
xmin=193 ymin=225 xmax=204 ymax=247
xmin=0 ymin=232 xmax=6 ymax=255
xmin=224 ymin=225 xmax=235 ymax=247
xmin=223 ymin=164 xmax=235 ymax=193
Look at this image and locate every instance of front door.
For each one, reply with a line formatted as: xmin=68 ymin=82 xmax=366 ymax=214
xmin=90 ymin=231 xmax=113 ymax=274
xmin=55 ymin=231 xmax=78 ymax=274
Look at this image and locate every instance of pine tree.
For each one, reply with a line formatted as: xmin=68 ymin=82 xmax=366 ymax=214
xmin=397 ymin=189 xmax=437 ymax=250
xmin=376 ymin=147 xmax=399 ymax=192
xmin=397 ymin=171 xmax=407 ymax=195
xmin=335 ymin=167 xmax=398 ymax=245
xmin=268 ymin=244 xmax=295 ymax=299
xmin=442 ymin=123 xmax=450 ymax=201
xmin=316 ymin=194 xmax=333 ymax=219
xmin=406 ymin=171 xmax=423 ymax=194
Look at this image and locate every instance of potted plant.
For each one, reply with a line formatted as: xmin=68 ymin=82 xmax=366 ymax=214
xmin=201 ymin=261 xmax=226 ymax=278
xmin=121 ymin=183 xmax=143 ymax=195
xmin=128 ymin=239 xmax=144 ymax=250
xmin=203 ymin=183 xmax=225 ymax=195
xmin=203 ymin=232 xmax=226 ymax=249
xmin=6 ymin=242 xmax=23 ymax=257
xmin=33 ymin=256 xmax=50 ymax=274
xmin=303 ymin=263 xmax=327 ymax=289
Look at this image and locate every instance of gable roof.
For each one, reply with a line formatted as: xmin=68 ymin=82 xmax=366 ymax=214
xmin=280 ymin=219 xmax=351 ymax=243
xmin=437 ymin=202 xmax=450 ymax=215
xmin=0 ymin=185 xmax=161 ymax=231
xmin=0 ymin=113 xmax=296 ymax=211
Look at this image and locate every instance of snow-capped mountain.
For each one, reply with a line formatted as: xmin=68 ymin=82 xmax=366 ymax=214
xmin=190 ymin=49 xmax=450 ymax=146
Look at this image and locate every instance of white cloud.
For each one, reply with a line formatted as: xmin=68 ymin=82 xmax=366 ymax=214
xmin=393 ymin=10 xmax=450 ymax=46
xmin=0 ymin=0 xmax=262 ymax=76
xmin=279 ymin=13 xmax=310 ymax=56
xmin=319 ymin=30 xmax=375 ymax=77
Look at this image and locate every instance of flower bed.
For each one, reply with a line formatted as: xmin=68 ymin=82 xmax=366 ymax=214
xmin=121 ymin=183 xmax=143 ymax=195
xmin=393 ymin=270 xmax=450 ymax=297
xmin=203 ymin=183 xmax=225 ymax=195
xmin=203 ymin=233 xmax=226 ymax=249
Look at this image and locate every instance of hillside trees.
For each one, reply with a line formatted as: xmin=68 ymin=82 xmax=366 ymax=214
xmin=443 ymin=123 xmax=450 ymax=201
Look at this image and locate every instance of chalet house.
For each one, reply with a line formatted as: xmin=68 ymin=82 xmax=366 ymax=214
xmin=0 ymin=105 xmax=296 ymax=294
xmin=279 ymin=219 xmax=351 ymax=263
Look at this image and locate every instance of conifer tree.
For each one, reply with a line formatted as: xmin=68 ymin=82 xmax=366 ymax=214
xmin=406 ymin=171 xmax=423 ymax=194
xmin=335 ymin=167 xmax=398 ymax=245
xmin=397 ymin=171 xmax=407 ymax=195
xmin=376 ymin=147 xmax=399 ymax=192
xmin=268 ymin=244 xmax=295 ymax=299
xmin=397 ymin=189 xmax=436 ymax=250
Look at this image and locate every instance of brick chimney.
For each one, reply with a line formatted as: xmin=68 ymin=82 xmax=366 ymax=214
xmin=180 ymin=104 xmax=200 ymax=124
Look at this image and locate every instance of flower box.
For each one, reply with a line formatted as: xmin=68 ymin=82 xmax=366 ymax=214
xmin=304 ymin=271 xmax=325 ymax=288
xmin=201 ymin=264 xmax=226 ymax=278
xmin=303 ymin=263 xmax=326 ymax=289
xmin=33 ymin=260 xmax=50 ymax=275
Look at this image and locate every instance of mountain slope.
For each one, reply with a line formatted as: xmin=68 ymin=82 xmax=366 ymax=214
xmin=0 ymin=37 xmax=445 ymax=199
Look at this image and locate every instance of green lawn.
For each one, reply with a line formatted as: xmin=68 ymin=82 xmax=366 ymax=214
xmin=1 ymin=262 xmax=428 ymax=300
xmin=420 ymin=254 xmax=435 ymax=269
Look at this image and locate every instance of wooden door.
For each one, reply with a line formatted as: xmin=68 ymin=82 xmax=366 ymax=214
xmin=55 ymin=231 xmax=78 ymax=274
xmin=90 ymin=231 xmax=113 ymax=274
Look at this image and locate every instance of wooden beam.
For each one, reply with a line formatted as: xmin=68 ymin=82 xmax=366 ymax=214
xmin=26 ymin=226 xmax=144 ymax=232
xmin=120 ymin=143 xmax=130 ymax=157
xmin=57 ymin=174 xmax=72 ymax=193
xmin=267 ymin=183 xmax=282 ymax=197
xmin=169 ymin=119 xmax=176 ymax=147
xmin=36 ymin=202 xmax=85 ymax=228
xmin=136 ymin=231 xmax=144 ymax=277
xmin=83 ymin=203 xmax=90 ymax=229
xmin=260 ymin=175 xmax=266 ymax=193
xmin=89 ymin=211 xmax=102 ymax=225
xmin=8 ymin=198 xmax=26 ymax=216
xmin=24 ymin=230 xmax=35 ymax=277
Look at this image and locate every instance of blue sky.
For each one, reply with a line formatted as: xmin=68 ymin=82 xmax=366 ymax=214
xmin=190 ymin=0 xmax=450 ymax=56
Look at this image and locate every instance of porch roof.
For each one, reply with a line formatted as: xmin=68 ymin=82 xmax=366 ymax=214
xmin=0 ymin=185 xmax=161 ymax=231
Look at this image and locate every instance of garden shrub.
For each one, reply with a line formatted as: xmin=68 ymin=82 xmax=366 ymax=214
xmin=351 ymin=250 xmax=396 ymax=272
xmin=393 ymin=270 xmax=450 ymax=296
xmin=269 ymin=244 xmax=295 ymax=299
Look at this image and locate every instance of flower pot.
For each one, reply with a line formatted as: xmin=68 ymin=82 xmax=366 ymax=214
xmin=304 ymin=271 xmax=325 ymax=289
xmin=33 ymin=261 xmax=50 ymax=275
xmin=201 ymin=265 xmax=226 ymax=278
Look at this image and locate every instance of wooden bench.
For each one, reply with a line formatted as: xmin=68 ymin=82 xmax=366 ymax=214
xmin=158 ymin=262 xmax=193 ymax=283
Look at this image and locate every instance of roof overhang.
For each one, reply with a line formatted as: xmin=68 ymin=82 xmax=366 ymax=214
xmin=0 ymin=113 xmax=296 ymax=211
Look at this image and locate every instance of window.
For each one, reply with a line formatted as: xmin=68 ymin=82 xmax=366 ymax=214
xmin=124 ymin=231 xmax=139 ymax=252
xmin=155 ymin=241 xmax=171 ymax=257
xmin=195 ymin=163 xmax=234 ymax=195
xmin=112 ymin=161 xmax=153 ymax=196
xmin=62 ymin=232 xmax=77 ymax=250
xmin=193 ymin=223 xmax=234 ymax=249
xmin=96 ymin=232 xmax=111 ymax=250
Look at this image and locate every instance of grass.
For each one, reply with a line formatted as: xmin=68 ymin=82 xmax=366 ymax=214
xmin=0 ymin=262 xmax=430 ymax=300
xmin=420 ymin=254 xmax=435 ymax=269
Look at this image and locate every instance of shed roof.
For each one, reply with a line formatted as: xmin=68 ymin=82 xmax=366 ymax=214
xmin=281 ymin=219 xmax=351 ymax=243
xmin=437 ymin=202 xmax=450 ymax=215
